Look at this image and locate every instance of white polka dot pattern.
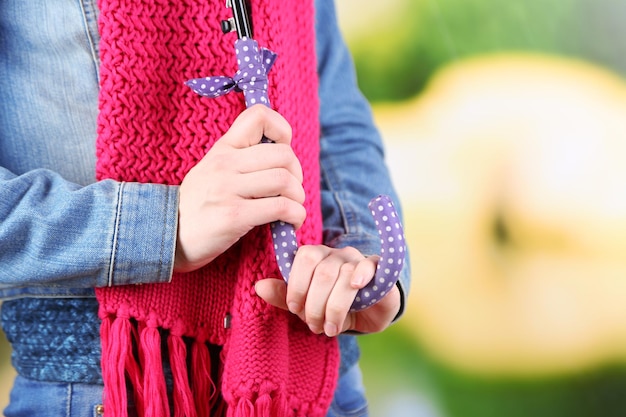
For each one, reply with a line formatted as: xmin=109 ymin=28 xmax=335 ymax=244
xmin=349 ymin=195 xmax=405 ymax=311
xmin=273 ymin=195 xmax=406 ymax=312
xmin=186 ymin=39 xmax=406 ymax=312
xmin=271 ymin=220 xmax=298 ymax=280
xmin=185 ymin=37 xmax=277 ymax=108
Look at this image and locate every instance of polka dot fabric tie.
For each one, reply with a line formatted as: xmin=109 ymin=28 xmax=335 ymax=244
xmin=186 ymin=39 xmax=406 ymax=311
xmin=186 ymin=37 xmax=277 ymax=108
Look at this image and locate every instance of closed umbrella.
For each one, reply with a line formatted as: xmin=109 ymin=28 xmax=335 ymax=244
xmin=186 ymin=0 xmax=404 ymax=311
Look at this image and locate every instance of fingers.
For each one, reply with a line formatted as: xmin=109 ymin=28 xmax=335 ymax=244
xmin=321 ymin=254 xmax=377 ymax=336
xmin=284 ymin=246 xmax=377 ymax=337
xmin=236 ymin=166 xmax=305 ymax=203
xmin=227 ymin=195 xmax=307 ymax=230
xmin=254 ymin=246 xmax=401 ymax=337
xmin=221 ymin=104 xmax=293 ymax=148
xmin=255 ymin=279 xmax=289 ymax=310
xmin=174 ymin=105 xmax=305 ymax=272
xmin=284 ymin=245 xmax=325 ymax=315
xmin=342 ymin=285 xmax=402 ymax=335
xmin=237 ymin=144 xmax=304 ymax=184
xmin=350 ymin=255 xmax=380 ymax=289
xmin=299 ymin=251 xmax=353 ymax=335
xmin=232 ymin=106 xmax=303 ymax=183
xmin=319 ymin=263 xmax=359 ymax=337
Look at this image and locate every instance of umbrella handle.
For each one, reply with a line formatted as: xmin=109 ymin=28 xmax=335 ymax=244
xmin=231 ymin=39 xmax=406 ymax=311
xmin=189 ymin=26 xmax=406 ymax=311
xmin=271 ymin=195 xmax=405 ymax=312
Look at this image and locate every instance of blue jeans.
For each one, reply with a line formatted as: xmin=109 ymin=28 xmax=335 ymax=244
xmin=4 ymin=377 xmax=104 ymax=417
xmin=327 ymin=364 xmax=369 ymax=417
xmin=4 ymin=365 xmax=368 ymax=417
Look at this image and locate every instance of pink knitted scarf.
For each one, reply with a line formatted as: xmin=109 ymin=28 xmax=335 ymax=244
xmin=94 ymin=1 xmax=339 ymax=416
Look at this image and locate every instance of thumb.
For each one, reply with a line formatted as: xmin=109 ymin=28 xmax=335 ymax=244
xmin=255 ymin=278 xmax=289 ymax=311
xmin=223 ymin=105 xmax=292 ymax=149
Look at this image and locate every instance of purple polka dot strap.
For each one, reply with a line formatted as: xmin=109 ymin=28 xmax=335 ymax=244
xmin=186 ymin=39 xmax=406 ymax=312
xmin=352 ymin=195 xmax=406 ymax=311
xmin=272 ymin=195 xmax=405 ymax=312
xmin=186 ymin=38 xmax=277 ymax=108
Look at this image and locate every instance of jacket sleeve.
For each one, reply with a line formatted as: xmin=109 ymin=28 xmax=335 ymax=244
xmin=315 ymin=0 xmax=411 ymax=318
xmin=0 ymin=166 xmax=178 ymax=293
xmin=0 ymin=1 xmax=179 ymax=294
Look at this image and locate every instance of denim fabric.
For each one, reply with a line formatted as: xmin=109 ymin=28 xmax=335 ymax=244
xmin=0 ymin=0 xmax=177 ymax=297
xmin=4 ymin=376 xmax=104 ymax=417
xmin=2 ymin=298 xmax=102 ymax=384
xmin=327 ymin=364 xmax=369 ymax=417
xmin=5 ymin=364 xmax=367 ymax=417
xmin=0 ymin=0 xmax=409 ymax=307
xmin=0 ymin=0 xmax=409 ymax=411
xmin=315 ymin=0 xmax=410 ymax=314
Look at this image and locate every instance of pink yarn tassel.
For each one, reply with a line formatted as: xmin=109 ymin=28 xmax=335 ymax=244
xmin=228 ymin=398 xmax=254 ymax=417
xmin=254 ymin=394 xmax=272 ymax=417
xmin=100 ymin=315 xmax=130 ymax=417
xmin=226 ymin=394 xmax=292 ymax=417
xmin=140 ymin=323 xmax=170 ymax=417
xmin=191 ymin=340 xmax=215 ymax=417
xmin=126 ymin=324 xmax=145 ymax=417
xmin=168 ymin=334 xmax=197 ymax=417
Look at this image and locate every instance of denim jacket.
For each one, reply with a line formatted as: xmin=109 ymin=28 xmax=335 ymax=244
xmin=0 ymin=0 xmax=409 ymax=375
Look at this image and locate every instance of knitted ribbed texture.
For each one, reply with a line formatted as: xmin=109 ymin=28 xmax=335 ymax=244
xmin=94 ymin=1 xmax=339 ymax=416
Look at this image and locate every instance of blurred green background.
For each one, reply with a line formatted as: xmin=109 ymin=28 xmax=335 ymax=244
xmin=4 ymin=0 xmax=626 ymax=415
xmin=341 ymin=0 xmax=626 ymax=103
xmin=336 ymin=0 xmax=626 ymax=416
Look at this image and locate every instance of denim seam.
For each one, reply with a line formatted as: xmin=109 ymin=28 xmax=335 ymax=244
xmin=77 ymin=0 xmax=101 ymax=83
xmin=158 ymin=186 xmax=169 ymax=282
xmin=107 ymin=182 xmax=124 ymax=286
xmin=320 ymin=163 xmax=350 ymax=235
xmin=65 ymin=383 xmax=72 ymax=417
xmin=165 ymin=187 xmax=179 ymax=283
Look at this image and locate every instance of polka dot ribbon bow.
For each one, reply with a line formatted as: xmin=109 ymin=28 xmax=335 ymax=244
xmin=186 ymin=38 xmax=406 ymax=311
xmin=186 ymin=37 xmax=277 ymax=108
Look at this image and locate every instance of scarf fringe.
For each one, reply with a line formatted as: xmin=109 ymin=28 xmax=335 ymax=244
xmin=101 ymin=313 xmax=331 ymax=417
xmin=127 ymin=323 xmax=145 ymax=417
xmin=100 ymin=315 xmax=223 ymax=417
xmin=226 ymin=394 xmax=291 ymax=417
xmin=97 ymin=0 xmax=335 ymax=414
xmin=140 ymin=321 xmax=169 ymax=417
xmin=168 ymin=334 xmax=196 ymax=417
xmin=100 ymin=314 xmax=132 ymax=417
xmin=191 ymin=339 xmax=218 ymax=417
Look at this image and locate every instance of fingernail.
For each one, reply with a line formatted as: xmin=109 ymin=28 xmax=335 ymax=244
xmin=308 ymin=323 xmax=323 ymax=334
xmin=288 ymin=302 xmax=301 ymax=314
xmin=324 ymin=322 xmax=338 ymax=337
xmin=351 ymin=275 xmax=365 ymax=288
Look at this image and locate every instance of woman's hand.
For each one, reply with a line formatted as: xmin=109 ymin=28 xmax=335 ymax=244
xmin=255 ymin=245 xmax=402 ymax=336
xmin=174 ymin=105 xmax=305 ymax=273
